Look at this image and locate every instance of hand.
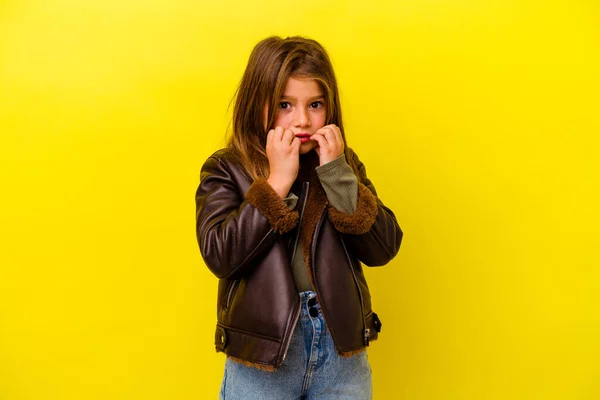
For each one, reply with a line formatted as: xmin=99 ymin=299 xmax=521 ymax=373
xmin=266 ymin=126 xmax=301 ymax=198
xmin=310 ymin=124 xmax=345 ymax=166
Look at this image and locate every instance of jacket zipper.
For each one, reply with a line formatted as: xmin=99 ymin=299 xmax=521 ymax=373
xmin=279 ymin=182 xmax=309 ymax=364
xmin=280 ymin=299 xmax=301 ymax=364
xmin=310 ymin=210 xmax=330 ymax=342
xmin=310 ymin=204 xmax=370 ymax=349
xmin=310 ymin=210 xmax=371 ymax=348
xmin=288 ymin=182 xmax=309 ymax=265
xmin=341 ymin=239 xmax=370 ymax=345
xmin=308 ymin=196 xmax=371 ymax=351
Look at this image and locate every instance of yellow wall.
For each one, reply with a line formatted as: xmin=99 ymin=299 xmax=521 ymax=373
xmin=1 ymin=0 xmax=598 ymax=398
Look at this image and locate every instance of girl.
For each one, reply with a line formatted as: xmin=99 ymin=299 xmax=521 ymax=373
xmin=195 ymin=36 xmax=402 ymax=399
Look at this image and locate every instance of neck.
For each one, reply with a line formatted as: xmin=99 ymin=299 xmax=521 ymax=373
xmin=297 ymin=150 xmax=320 ymax=182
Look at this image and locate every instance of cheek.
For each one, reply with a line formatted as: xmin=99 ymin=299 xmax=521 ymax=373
xmin=313 ymin=112 xmax=326 ymax=128
xmin=273 ymin=113 xmax=291 ymax=128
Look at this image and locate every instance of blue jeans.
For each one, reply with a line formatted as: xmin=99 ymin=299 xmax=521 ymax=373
xmin=219 ymin=291 xmax=372 ymax=399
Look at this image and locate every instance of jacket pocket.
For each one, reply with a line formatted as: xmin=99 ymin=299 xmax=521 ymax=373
xmin=224 ymin=280 xmax=240 ymax=311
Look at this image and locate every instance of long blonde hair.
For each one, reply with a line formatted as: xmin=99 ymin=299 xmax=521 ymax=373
xmin=227 ymin=36 xmax=358 ymax=180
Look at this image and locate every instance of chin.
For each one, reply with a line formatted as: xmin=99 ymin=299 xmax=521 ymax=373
xmin=299 ymin=142 xmax=318 ymax=155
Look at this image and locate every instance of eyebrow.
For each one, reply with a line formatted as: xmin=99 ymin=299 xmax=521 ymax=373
xmin=280 ymin=95 xmax=325 ymax=101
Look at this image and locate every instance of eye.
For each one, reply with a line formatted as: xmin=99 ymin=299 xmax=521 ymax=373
xmin=279 ymin=102 xmax=291 ymax=110
xmin=310 ymin=101 xmax=323 ymax=109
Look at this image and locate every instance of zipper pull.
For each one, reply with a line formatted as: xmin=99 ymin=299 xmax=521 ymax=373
xmin=363 ymin=328 xmax=370 ymax=346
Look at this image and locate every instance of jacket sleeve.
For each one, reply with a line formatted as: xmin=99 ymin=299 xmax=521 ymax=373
xmin=326 ymin=149 xmax=403 ymax=266
xmin=195 ymin=155 xmax=299 ymax=280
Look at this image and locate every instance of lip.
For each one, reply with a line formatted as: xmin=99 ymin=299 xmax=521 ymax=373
xmin=295 ymin=133 xmax=311 ymax=143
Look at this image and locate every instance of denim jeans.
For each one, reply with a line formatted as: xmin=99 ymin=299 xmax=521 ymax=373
xmin=219 ymin=290 xmax=372 ymax=399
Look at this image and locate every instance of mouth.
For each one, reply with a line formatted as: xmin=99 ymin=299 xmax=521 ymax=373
xmin=295 ymin=133 xmax=311 ymax=143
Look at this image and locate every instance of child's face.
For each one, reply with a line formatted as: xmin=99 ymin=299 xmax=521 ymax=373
xmin=270 ymin=77 xmax=327 ymax=154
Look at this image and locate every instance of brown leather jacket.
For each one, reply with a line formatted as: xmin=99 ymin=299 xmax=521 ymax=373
xmin=195 ymin=147 xmax=402 ymax=371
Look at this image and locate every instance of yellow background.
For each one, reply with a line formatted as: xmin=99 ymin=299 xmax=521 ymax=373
xmin=1 ymin=0 xmax=599 ymax=398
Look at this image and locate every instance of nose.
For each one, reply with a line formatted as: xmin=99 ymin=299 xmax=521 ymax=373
xmin=293 ymin=107 xmax=310 ymax=128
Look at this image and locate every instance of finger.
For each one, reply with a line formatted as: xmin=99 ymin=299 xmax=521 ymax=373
xmin=310 ymin=133 xmax=328 ymax=150
xmin=315 ymin=126 xmax=333 ymax=138
xmin=331 ymin=125 xmax=342 ymax=140
xmin=325 ymin=129 xmax=342 ymax=151
xmin=323 ymin=128 xmax=336 ymax=142
xmin=311 ymin=131 xmax=328 ymax=145
xmin=291 ymin=137 xmax=301 ymax=154
xmin=266 ymin=129 xmax=275 ymax=148
xmin=274 ymin=126 xmax=285 ymax=142
xmin=283 ymin=129 xmax=295 ymax=145
xmin=323 ymin=125 xmax=342 ymax=148
xmin=310 ymin=131 xmax=326 ymax=142
xmin=321 ymin=124 xmax=338 ymax=132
